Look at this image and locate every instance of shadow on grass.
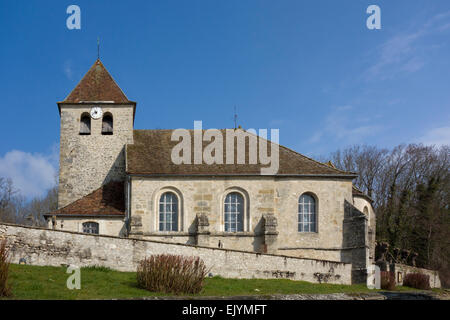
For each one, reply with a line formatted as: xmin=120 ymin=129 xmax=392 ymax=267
xmin=377 ymin=290 xmax=439 ymax=300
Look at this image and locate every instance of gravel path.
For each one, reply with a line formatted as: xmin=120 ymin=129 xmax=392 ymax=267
xmin=136 ymin=291 xmax=449 ymax=300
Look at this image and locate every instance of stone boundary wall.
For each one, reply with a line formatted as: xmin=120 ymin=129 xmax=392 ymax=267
xmin=391 ymin=263 xmax=441 ymax=288
xmin=0 ymin=223 xmax=352 ymax=285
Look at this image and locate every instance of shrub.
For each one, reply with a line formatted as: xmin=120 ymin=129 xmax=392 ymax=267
xmin=403 ymin=273 xmax=431 ymax=290
xmin=0 ymin=238 xmax=12 ymax=297
xmin=380 ymin=271 xmax=395 ymax=290
xmin=137 ymin=254 xmax=208 ymax=295
xmin=82 ymin=265 xmax=112 ymax=272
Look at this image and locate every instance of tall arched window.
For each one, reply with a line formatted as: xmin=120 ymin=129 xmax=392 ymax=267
xmin=159 ymin=192 xmax=179 ymax=231
xmin=82 ymin=222 xmax=99 ymax=234
xmin=298 ymin=194 xmax=317 ymax=232
xmin=80 ymin=113 xmax=91 ymax=135
xmin=224 ymin=192 xmax=244 ymax=232
xmin=363 ymin=206 xmax=369 ymax=215
xmin=102 ymin=113 xmax=113 ymax=135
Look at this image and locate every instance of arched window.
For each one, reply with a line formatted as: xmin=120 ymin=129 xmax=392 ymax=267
xmin=363 ymin=206 xmax=369 ymax=215
xmin=82 ymin=222 xmax=99 ymax=234
xmin=102 ymin=113 xmax=113 ymax=135
xmin=80 ymin=113 xmax=91 ymax=135
xmin=298 ymin=194 xmax=317 ymax=232
xmin=224 ymin=192 xmax=244 ymax=232
xmin=159 ymin=192 xmax=179 ymax=231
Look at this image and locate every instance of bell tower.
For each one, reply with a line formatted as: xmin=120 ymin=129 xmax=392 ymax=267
xmin=57 ymin=59 xmax=136 ymax=208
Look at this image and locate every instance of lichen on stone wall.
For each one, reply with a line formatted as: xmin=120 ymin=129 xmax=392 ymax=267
xmin=0 ymin=222 xmax=354 ymax=285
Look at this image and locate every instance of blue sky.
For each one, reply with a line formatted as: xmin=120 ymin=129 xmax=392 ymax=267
xmin=0 ymin=0 xmax=449 ymax=198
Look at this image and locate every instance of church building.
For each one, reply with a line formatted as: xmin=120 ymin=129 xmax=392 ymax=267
xmin=45 ymin=59 xmax=376 ymax=278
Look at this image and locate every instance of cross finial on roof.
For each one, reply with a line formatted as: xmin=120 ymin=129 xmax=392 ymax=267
xmin=97 ymin=37 xmax=100 ymax=60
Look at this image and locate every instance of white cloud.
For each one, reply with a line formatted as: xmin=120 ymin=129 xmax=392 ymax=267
xmin=269 ymin=119 xmax=284 ymax=127
xmin=424 ymin=11 xmax=450 ymax=28
xmin=438 ymin=22 xmax=450 ymax=32
xmin=418 ymin=126 xmax=450 ymax=147
xmin=401 ymin=56 xmax=426 ymax=73
xmin=308 ymin=106 xmax=381 ymax=145
xmin=63 ymin=60 xmax=73 ymax=80
xmin=336 ymin=105 xmax=353 ymax=111
xmin=0 ymin=147 xmax=58 ymax=199
xmin=367 ymin=30 xmax=426 ymax=79
xmin=366 ymin=11 xmax=450 ymax=80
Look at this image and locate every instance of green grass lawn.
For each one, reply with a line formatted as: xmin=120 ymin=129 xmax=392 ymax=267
xmin=0 ymin=263 xmax=427 ymax=300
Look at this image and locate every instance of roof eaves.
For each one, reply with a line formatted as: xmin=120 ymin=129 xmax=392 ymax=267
xmin=352 ymin=186 xmax=374 ymax=203
xmin=43 ymin=213 xmax=124 ymax=217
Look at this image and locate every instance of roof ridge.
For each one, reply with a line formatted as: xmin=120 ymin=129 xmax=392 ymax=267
xmin=52 ymin=183 xmax=104 ymax=213
xmin=61 ymin=60 xmax=95 ymax=102
xmin=62 ymin=59 xmax=130 ymax=103
xmin=49 ymin=181 xmax=124 ymax=215
xmin=352 ymin=185 xmax=373 ymax=202
xmin=129 ymin=129 xmax=357 ymax=176
xmin=277 ymin=144 xmax=355 ymax=175
xmin=240 ymin=129 xmax=355 ymax=176
xmin=98 ymin=60 xmax=130 ymax=101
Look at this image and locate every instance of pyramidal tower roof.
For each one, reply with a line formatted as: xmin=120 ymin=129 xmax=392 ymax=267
xmin=61 ymin=59 xmax=131 ymax=103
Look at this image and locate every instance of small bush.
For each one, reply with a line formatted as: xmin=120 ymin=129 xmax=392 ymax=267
xmin=380 ymin=271 xmax=395 ymax=290
xmin=403 ymin=273 xmax=430 ymax=290
xmin=0 ymin=238 xmax=12 ymax=297
xmin=137 ymin=254 xmax=208 ymax=295
xmin=82 ymin=265 xmax=112 ymax=272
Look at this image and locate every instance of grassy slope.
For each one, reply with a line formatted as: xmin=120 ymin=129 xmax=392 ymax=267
xmin=3 ymin=264 xmax=420 ymax=300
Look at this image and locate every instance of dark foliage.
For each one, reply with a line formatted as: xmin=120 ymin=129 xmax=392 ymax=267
xmin=380 ymin=271 xmax=396 ymax=290
xmin=0 ymin=238 xmax=12 ymax=297
xmin=0 ymin=176 xmax=57 ymax=227
xmin=403 ymin=273 xmax=431 ymax=290
xmin=326 ymin=144 xmax=449 ymax=287
xmin=137 ymin=254 xmax=208 ymax=295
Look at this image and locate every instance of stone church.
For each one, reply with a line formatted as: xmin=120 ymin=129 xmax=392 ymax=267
xmin=45 ymin=59 xmax=376 ymax=274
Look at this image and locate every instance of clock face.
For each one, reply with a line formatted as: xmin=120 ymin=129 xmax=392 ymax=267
xmin=90 ymin=107 xmax=103 ymax=119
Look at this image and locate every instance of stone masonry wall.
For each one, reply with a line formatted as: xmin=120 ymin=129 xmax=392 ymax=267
xmin=353 ymin=196 xmax=376 ymax=263
xmin=390 ymin=263 xmax=441 ymax=288
xmin=58 ymin=104 xmax=134 ymax=208
xmin=47 ymin=216 xmax=126 ymax=237
xmin=0 ymin=223 xmax=352 ymax=285
xmin=342 ymin=201 xmax=370 ymax=284
xmin=129 ymin=176 xmax=354 ymax=262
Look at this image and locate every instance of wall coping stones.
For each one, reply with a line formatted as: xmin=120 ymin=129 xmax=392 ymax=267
xmin=0 ymin=222 xmax=350 ymax=266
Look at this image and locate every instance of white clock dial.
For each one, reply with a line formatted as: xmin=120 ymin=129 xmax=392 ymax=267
xmin=90 ymin=107 xmax=103 ymax=119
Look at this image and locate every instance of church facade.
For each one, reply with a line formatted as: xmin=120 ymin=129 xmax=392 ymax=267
xmin=45 ymin=59 xmax=376 ymax=273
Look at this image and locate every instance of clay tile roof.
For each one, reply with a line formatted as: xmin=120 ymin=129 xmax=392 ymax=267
xmin=126 ymin=129 xmax=357 ymax=177
xmin=352 ymin=185 xmax=373 ymax=202
xmin=62 ymin=59 xmax=130 ymax=103
xmin=46 ymin=181 xmax=125 ymax=216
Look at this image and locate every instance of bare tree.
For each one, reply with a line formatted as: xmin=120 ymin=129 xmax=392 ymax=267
xmin=0 ymin=177 xmax=17 ymax=223
xmin=0 ymin=175 xmax=58 ymax=226
xmin=325 ymin=143 xmax=450 ymax=287
xmin=328 ymin=145 xmax=388 ymax=199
